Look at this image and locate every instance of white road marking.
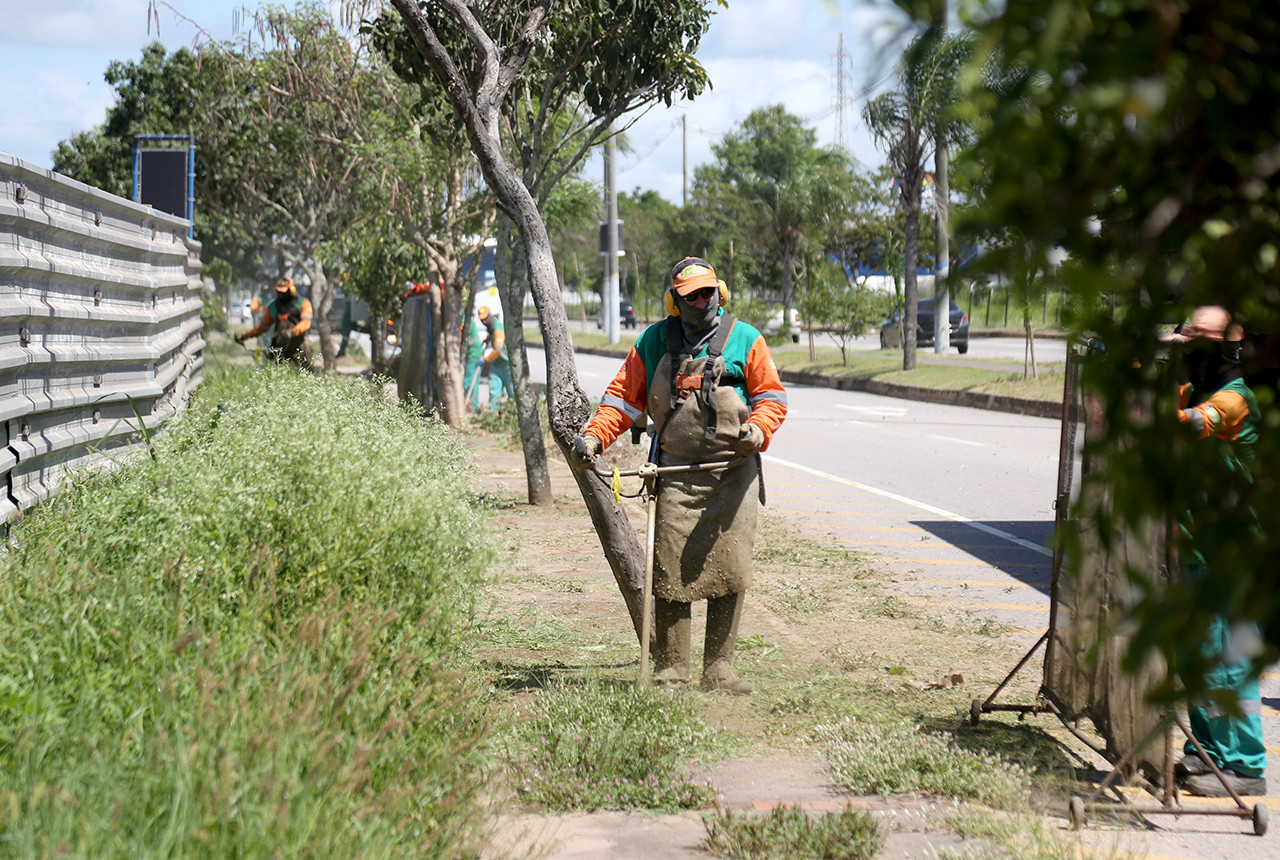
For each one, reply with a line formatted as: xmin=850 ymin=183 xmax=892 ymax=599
xmin=926 ymin=433 xmax=986 ymax=447
xmin=762 ymin=454 xmax=1053 ymax=558
xmin=833 ymin=404 xmax=909 ymax=417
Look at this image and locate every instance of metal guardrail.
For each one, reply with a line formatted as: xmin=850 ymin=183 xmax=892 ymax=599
xmin=0 ymin=152 xmax=204 ymax=522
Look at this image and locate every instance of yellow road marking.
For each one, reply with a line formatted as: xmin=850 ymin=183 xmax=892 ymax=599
xmin=904 ymin=579 xmax=1046 ymax=588
xmin=905 ymin=599 xmax=1048 ymax=612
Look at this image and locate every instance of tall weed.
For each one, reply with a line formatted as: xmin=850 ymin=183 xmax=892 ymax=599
xmin=504 ymin=679 xmax=723 ymax=812
xmin=0 ymin=366 xmax=493 ymax=858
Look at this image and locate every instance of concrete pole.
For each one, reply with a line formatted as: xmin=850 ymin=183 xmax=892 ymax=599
xmin=682 ymin=115 xmax=688 ymax=208
xmin=605 ymin=129 xmax=620 ymax=344
xmin=934 ymin=2 xmax=951 ymax=354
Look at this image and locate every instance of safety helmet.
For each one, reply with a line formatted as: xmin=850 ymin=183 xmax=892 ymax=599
xmin=477 ymin=305 xmax=491 ymax=321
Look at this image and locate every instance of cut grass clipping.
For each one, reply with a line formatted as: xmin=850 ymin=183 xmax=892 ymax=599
xmin=700 ymin=805 xmax=883 ymax=860
xmin=504 ymin=679 xmax=723 ymax=811
xmin=0 ymin=366 xmax=493 ymax=859
xmin=818 ymin=718 xmax=1030 ymax=810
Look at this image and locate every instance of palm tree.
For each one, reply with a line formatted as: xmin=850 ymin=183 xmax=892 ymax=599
xmin=864 ymin=32 xmax=974 ymax=369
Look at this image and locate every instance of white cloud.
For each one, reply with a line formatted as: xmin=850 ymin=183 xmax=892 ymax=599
xmin=2 ymin=1 xmax=155 ymax=50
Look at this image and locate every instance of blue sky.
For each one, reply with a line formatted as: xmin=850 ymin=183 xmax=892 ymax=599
xmin=1 ymin=0 xmax=907 ymax=203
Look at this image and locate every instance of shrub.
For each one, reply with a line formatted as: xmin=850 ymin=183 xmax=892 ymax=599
xmin=0 ymin=365 xmax=493 ymax=858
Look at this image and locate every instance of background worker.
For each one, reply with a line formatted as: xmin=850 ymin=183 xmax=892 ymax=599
xmin=473 ymin=305 xmax=512 ymax=410
xmin=1166 ymin=305 xmax=1265 ymax=797
xmin=462 ymin=309 xmax=487 ymax=411
xmin=570 ymin=256 xmax=787 ymax=694
xmin=236 ymin=277 xmax=314 ymax=368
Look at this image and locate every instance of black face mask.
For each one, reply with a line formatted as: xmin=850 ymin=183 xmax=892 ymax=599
xmin=675 ymin=290 xmax=719 ymax=333
xmin=1180 ymin=337 xmax=1241 ymax=395
xmin=276 ymin=293 xmax=296 ymax=310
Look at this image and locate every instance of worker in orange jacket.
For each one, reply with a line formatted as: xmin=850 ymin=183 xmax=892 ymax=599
xmin=571 ymin=256 xmax=787 ymax=694
xmin=236 ymin=277 xmax=314 ymax=368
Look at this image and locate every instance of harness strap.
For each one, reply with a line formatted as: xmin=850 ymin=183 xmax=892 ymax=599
xmin=700 ymin=314 xmax=735 ymax=439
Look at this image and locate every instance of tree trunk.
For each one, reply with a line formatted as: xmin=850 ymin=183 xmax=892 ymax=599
xmin=306 ymin=259 xmax=338 ymax=372
xmin=902 ymin=188 xmax=920 ymax=371
xmin=389 ymin=0 xmax=647 ymax=643
xmin=1024 ymin=309 xmax=1038 ymax=380
xmin=434 ymin=259 xmax=467 ymax=426
xmin=496 ymin=214 xmax=553 ymax=505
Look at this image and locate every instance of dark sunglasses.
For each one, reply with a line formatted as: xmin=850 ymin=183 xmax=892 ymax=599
xmin=683 ymin=286 xmax=717 ymax=302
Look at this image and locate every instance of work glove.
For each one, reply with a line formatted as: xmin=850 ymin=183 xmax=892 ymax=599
xmin=234 ymin=333 xmax=248 ymax=345
xmin=735 ymin=423 xmax=765 ymax=457
xmin=475 ymin=359 xmax=487 ymax=370
xmin=570 ymin=434 xmax=601 ymax=470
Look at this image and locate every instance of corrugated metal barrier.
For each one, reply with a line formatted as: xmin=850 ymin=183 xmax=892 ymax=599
xmin=0 ymin=152 xmax=204 ymax=522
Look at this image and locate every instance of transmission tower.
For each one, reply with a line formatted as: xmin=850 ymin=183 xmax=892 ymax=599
xmin=832 ymin=33 xmax=852 ymax=153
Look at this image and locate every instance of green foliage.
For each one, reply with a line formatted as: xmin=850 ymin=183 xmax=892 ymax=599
xmin=503 ymin=680 xmax=722 ymax=812
xmin=798 ymin=256 xmax=894 ymax=363
xmin=200 ymin=290 xmax=228 ymax=334
xmin=52 ymin=43 xmax=208 ymax=198
xmin=964 ymin=0 xmax=1280 ymax=697
xmin=690 ymin=106 xmax=864 ymax=312
xmin=700 ymin=805 xmax=883 ymax=860
xmin=818 ymin=718 xmax=1030 ymax=810
xmin=0 ymin=366 xmax=493 ymax=857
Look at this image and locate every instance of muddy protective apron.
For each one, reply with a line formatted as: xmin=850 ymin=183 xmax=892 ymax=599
xmin=648 ymin=317 xmax=759 ymax=602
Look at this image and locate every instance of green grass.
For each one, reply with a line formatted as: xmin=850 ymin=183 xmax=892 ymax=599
xmin=0 ymin=364 xmax=494 ymax=858
xmin=817 ymin=717 xmax=1030 ymax=810
xmin=700 ymin=805 xmax=883 ymax=860
xmin=502 ymin=678 xmax=727 ymax=812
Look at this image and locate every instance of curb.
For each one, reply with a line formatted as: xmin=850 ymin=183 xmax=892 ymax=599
xmin=777 ymin=369 xmax=1063 ymax=420
xmin=574 ymin=346 xmax=1063 ymax=420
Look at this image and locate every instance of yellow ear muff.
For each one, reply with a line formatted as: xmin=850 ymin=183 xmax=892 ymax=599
xmin=664 ymin=289 xmax=680 ymax=317
xmin=717 ymin=279 xmax=730 ymax=307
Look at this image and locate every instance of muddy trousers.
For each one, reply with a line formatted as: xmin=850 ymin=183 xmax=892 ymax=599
xmin=652 ymin=592 xmax=746 ymax=682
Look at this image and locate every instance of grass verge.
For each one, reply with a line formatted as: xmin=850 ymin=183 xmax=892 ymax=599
xmin=700 ymin=805 xmax=883 ymax=860
xmin=501 ymin=679 xmax=725 ymax=812
xmin=0 ymin=364 xmax=493 ymax=858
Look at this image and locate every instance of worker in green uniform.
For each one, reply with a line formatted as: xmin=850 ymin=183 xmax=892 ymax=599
xmin=1167 ymin=305 xmax=1266 ymax=797
xmin=471 ymin=304 xmax=512 ymax=410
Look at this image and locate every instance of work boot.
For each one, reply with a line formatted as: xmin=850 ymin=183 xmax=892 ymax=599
xmin=1174 ymin=753 xmax=1213 ymax=781
xmin=701 ymin=592 xmax=751 ymax=695
xmin=701 ymin=659 xmax=752 ymax=694
xmin=652 ymin=598 xmax=691 ymax=685
xmin=1183 ymin=768 xmax=1267 ymax=797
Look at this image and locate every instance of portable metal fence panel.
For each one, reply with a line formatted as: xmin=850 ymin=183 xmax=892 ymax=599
xmin=0 ymin=152 xmax=204 ymax=521
xmin=1043 ymin=341 xmax=1166 ymax=769
xmin=397 ymin=293 xmax=438 ymax=411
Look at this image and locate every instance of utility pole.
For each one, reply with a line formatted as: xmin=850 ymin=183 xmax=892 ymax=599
xmin=604 ymin=128 xmax=620 ymax=344
xmin=833 ymin=34 xmax=851 ymax=153
xmin=934 ymin=3 xmax=951 ymax=354
xmin=682 ymin=115 xmax=688 ymax=207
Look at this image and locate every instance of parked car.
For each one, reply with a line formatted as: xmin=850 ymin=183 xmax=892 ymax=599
xmin=762 ymin=301 xmax=802 ymax=343
xmin=597 ymin=300 xmax=638 ymax=329
xmin=879 ymin=297 xmax=970 ymax=353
